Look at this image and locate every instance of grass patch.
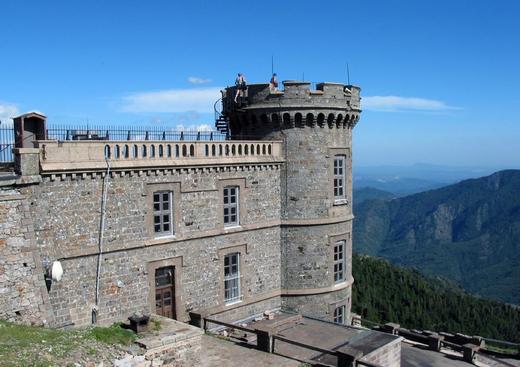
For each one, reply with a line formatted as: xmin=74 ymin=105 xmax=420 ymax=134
xmin=0 ymin=320 xmax=135 ymax=367
xmin=152 ymin=319 xmax=162 ymax=331
xmin=88 ymin=323 xmax=136 ymax=345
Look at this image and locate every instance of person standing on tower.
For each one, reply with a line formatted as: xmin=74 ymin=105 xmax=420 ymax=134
xmin=269 ymin=73 xmax=278 ymax=92
xmin=234 ymin=73 xmax=247 ymax=103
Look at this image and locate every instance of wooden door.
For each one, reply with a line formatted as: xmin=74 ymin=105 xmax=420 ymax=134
xmin=155 ymin=266 xmax=175 ymax=319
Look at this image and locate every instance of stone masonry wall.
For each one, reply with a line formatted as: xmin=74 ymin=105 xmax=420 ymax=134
xmin=361 ymin=337 xmax=402 ymax=367
xmin=19 ymin=164 xmax=283 ymax=327
xmin=0 ymin=187 xmax=53 ymax=325
xmin=236 ymin=120 xmax=355 ymax=321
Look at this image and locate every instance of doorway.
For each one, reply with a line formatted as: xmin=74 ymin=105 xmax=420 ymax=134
xmin=155 ymin=266 xmax=176 ymax=319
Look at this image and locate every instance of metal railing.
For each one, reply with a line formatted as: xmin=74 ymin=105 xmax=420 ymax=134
xmin=0 ymin=124 xmax=228 ymax=163
xmin=46 ymin=125 xmax=226 ymax=142
xmin=0 ymin=126 xmax=14 ymax=163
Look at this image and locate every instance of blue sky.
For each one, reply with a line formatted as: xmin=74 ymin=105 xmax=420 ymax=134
xmin=1 ymin=0 xmax=519 ymax=167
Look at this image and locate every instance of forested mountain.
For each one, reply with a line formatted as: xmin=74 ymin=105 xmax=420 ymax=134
xmin=353 ymin=187 xmax=396 ymax=207
xmin=352 ymin=254 xmax=520 ymax=343
xmin=353 ymin=170 xmax=520 ymax=304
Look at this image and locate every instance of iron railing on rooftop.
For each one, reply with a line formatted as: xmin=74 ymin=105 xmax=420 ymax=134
xmin=46 ymin=125 xmax=226 ymax=142
xmin=0 ymin=126 xmax=14 ymax=163
xmin=0 ymin=124 xmax=227 ymax=163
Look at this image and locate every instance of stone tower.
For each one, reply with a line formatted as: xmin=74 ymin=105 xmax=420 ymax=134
xmin=220 ymin=80 xmax=361 ymax=322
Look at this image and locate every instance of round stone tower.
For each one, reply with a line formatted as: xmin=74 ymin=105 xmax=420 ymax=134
xmin=219 ymin=80 xmax=361 ymax=323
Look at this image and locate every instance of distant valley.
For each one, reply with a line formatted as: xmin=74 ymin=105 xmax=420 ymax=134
xmin=353 ymin=169 xmax=520 ymax=305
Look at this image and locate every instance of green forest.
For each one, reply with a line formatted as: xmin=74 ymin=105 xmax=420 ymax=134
xmin=351 ymin=254 xmax=520 ymax=343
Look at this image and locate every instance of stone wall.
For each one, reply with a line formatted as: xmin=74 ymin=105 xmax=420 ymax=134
xmin=0 ymin=187 xmax=52 ymax=325
xmin=360 ymin=337 xmax=402 ymax=367
xmin=19 ymin=163 xmax=283 ymax=327
xmin=226 ymin=101 xmax=356 ymax=322
xmin=282 ymin=287 xmax=352 ymax=324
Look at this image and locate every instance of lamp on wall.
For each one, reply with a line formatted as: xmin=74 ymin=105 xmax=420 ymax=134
xmin=51 ymin=261 xmax=63 ymax=282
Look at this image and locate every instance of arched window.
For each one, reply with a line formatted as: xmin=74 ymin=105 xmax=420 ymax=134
xmin=295 ymin=113 xmax=303 ymax=127
xmin=150 ymin=145 xmax=155 ymax=158
xmin=104 ymin=145 xmax=111 ymax=159
xmin=182 ymin=145 xmax=187 ymax=157
xmin=212 ymin=144 xmax=216 ymax=156
xmin=142 ymin=145 xmax=147 ymax=158
xmin=317 ymin=113 xmax=325 ymax=127
xmin=158 ymin=145 xmax=164 ymax=157
xmin=306 ymin=113 xmax=314 ymax=127
xmin=262 ymin=144 xmax=266 ymax=155
xmin=327 ymin=113 xmax=335 ymax=128
xmin=283 ymin=113 xmax=291 ymax=127
xmin=189 ymin=144 xmax=194 ymax=157
xmin=123 ymin=145 xmax=129 ymax=158
xmin=167 ymin=144 xmax=172 ymax=157
xmin=272 ymin=114 xmax=279 ymax=126
xmin=114 ymin=145 xmax=120 ymax=159
xmin=132 ymin=144 xmax=138 ymax=158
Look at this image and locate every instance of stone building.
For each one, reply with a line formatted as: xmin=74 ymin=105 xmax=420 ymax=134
xmin=0 ymin=80 xmax=361 ymax=329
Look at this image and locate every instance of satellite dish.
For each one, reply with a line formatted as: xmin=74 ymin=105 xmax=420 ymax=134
xmin=51 ymin=261 xmax=63 ymax=282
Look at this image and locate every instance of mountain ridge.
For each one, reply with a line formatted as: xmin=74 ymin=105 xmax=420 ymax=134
xmin=353 ymin=169 xmax=520 ymax=304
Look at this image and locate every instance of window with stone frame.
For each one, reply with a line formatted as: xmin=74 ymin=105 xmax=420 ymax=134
xmin=223 ymin=186 xmax=239 ymax=227
xmin=333 ymin=155 xmax=346 ymax=201
xmin=153 ymin=191 xmax=173 ymax=236
xmin=334 ymin=240 xmax=345 ymax=283
xmin=224 ymin=252 xmax=241 ymax=304
xmin=334 ymin=305 xmax=345 ymax=324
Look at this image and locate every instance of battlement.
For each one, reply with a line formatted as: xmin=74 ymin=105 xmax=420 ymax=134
xmin=222 ymin=80 xmax=361 ymax=113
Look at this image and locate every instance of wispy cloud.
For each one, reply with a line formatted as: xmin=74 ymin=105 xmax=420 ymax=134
xmin=362 ymin=96 xmax=461 ymax=112
xmin=188 ymin=76 xmax=212 ymax=85
xmin=0 ymin=102 xmax=20 ymax=127
xmin=175 ymin=123 xmax=213 ymax=132
xmin=120 ymin=87 xmax=222 ymax=113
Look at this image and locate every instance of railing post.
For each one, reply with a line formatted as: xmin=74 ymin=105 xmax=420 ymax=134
xmin=255 ymin=328 xmax=273 ymax=353
xmin=336 ymin=346 xmax=363 ymax=367
xmin=462 ymin=343 xmax=479 ymax=363
xmin=427 ymin=334 xmax=444 ymax=352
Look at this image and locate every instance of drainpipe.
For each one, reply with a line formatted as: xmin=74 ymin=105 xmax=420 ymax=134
xmin=93 ymin=158 xmax=111 ymax=324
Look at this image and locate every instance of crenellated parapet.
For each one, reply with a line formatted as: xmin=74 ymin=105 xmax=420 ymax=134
xmin=221 ymin=81 xmax=361 ymax=136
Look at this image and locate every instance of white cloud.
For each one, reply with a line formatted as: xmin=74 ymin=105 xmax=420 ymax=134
xmin=120 ymin=87 xmax=222 ymax=113
xmin=0 ymin=102 xmax=20 ymax=127
xmin=196 ymin=124 xmax=212 ymax=132
xmin=362 ymin=96 xmax=460 ymax=112
xmin=174 ymin=124 xmax=213 ymax=132
xmin=188 ymin=76 xmax=212 ymax=85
